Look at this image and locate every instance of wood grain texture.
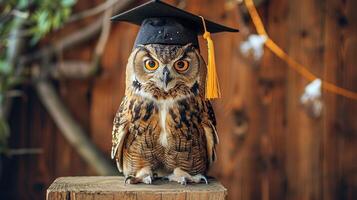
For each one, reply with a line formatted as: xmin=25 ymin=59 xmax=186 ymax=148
xmin=284 ymin=0 xmax=324 ymax=200
xmin=3 ymin=0 xmax=357 ymax=200
xmin=46 ymin=176 xmax=227 ymax=200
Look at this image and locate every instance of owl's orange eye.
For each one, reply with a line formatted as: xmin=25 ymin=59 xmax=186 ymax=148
xmin=144 ymin=59 xmax=159 ymax=71
xmin=174 ymin=60 xmax=189 ymax=73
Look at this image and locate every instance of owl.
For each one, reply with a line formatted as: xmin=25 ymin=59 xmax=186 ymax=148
xmin=111 ymin=43 xmax=219 ymax=185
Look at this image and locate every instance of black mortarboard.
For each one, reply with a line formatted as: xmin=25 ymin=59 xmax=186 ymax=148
xmin=111 ymin=0 xmax=239 ymax=99
xmin=111 ymin=0 xmax=238 ymax=48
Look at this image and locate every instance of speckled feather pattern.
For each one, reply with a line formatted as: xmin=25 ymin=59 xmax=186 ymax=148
xmin=111 ymin=44 xmax=218 ymax=179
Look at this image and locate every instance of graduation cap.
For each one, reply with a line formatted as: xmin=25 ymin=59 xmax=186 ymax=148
xmin=111 ymin=0 xmax=239 ymax=99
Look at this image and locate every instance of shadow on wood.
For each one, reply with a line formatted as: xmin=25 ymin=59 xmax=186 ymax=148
xmin=46 ymin=176 xmax=227 ymax=200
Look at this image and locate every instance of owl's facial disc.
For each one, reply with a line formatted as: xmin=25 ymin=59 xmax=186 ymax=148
xmin=132 ymin=44 xmax=200 ymax=93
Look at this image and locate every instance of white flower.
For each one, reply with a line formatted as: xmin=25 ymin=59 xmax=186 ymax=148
xmin=301 ymin=79 xmax=322 ymax=102
xmin=300 ymin=79 xmax=323 ymax=118
xmin=240 ymin=34 xmax=267 ymax=61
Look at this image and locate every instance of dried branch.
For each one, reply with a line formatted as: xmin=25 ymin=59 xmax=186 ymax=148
xmin=67 ymin=0 xmax=117 ymax=23
xmin=20 ymin=17 xmax=103 ymax=65
xmin=176 ymin=0 xmax=187 ymax=9
xmin=95 ymin=7 xmax=113 ymax=56
xmin=20 ymin=0 xmax=135 ymax=65
xmin=50 ymin=61 xmax=95 ymax=79
xmin=6 ymin=148 xmax=43 ymax=156
xmin=89 ymin=2 xmax=114 ymax=73
xmin=2 ymin=17 xmax=25 ymax=119
xmin=35 ymin=79 xmax=117 ymax=175
xmin=48 ymin=5 xmax=114 ymax=79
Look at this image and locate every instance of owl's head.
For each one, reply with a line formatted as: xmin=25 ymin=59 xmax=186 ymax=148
xmin=126 ymin=44 xmax=205 ymax=99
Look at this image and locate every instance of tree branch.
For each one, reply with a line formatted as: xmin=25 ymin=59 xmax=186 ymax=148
xmin=35 ymin=79 xmax=117 ymax=175
xmin=20 ymin=0 xmax=135 ymax=65
xmin=46 ymin=4 xmax=114 ymax=79
xmin=2 ymin=17 xmax=25 ymax=119
xmin=67 ymin=0 xmax=117 ymax=23
xmin=20 ymin=17 xmax=103 ymax=64
xmin=49 ymin=61 xmax=95 ymax=79
xmin=90 ymin=2 xmax=114 ymax=73
xmin=7 ymin=148 xmax=43 ymax=156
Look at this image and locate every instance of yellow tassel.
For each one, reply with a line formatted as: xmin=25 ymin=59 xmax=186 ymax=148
xmin=200 ymin=16 xmax=221 ymax=99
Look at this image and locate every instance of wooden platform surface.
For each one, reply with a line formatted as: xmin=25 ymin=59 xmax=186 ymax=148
xmin=47 ymin=176 xmax=227 ymax=200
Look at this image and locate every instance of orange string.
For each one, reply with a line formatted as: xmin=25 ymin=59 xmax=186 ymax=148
xmin=244 ymin=0 xmax=357 ymax=101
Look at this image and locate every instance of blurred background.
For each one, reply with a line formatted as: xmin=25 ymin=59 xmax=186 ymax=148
xmin=0 ymin=0 xmax=356 ymax=199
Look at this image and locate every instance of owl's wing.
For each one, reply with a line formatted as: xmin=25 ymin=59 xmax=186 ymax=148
xmin=111 ymin=97 xmax=129 ymax=172
xmin=206 ymin=100 xmax=217 ymax=127
xmin=203 ymin=100 xmax=219 ymax=166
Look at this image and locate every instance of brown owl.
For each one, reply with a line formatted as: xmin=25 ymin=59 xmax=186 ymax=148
xmin=111 ymin=43 xmax=218 ymax=185
xmin=110 ymin=0 xmax=238 ymax=185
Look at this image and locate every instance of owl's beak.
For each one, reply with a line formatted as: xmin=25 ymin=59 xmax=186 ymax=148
xmin=161 ymin=67 xmax=172 ymax=87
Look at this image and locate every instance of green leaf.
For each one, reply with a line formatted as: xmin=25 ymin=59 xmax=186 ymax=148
xmin=61 ymin=0 xmax=76 ymax=7
xmin=36 ymin=11 xmax=51 ymax=33
xmin=30 ymin=33 xmax=42 ymax=45
xmin=62 ymin=7 xmax=71 ymax=19
xmin=6 ymin=76 xmax=23 ymax=87
xmin=0 ymin=60 xmax=12 ymax=75
xmin=0 ymin=118 xmax=10 ymax=154
xmin=52 ymin=13 xmax=62 ymax=29
xmin=18 ymin=0 xmax=28 ymax=9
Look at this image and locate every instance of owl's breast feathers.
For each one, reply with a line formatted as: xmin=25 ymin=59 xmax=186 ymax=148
xmin=111 ymin=87 xmax=218 ymax=175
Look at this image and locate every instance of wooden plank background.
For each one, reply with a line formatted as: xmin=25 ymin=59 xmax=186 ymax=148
xmin=0 ymin=0 xmax=356 ymax=199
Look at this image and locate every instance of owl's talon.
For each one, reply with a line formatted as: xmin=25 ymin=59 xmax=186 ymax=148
xmin=142 ymin=175 xmax=153 ymax=184
xmin=179 ymin=177 xmax=187 ymax=185
xmin=125 ymin=175 xmax=152 ymax=184
xmin=192 ymin=174 xmax=208 ymax=184
xmin=153 ymin=173 xmax=159 ymax=179
xmin=165 ymin=168 xmax=209 ymax=185
xmin=124 ymin=175 xmax=135 ymax=184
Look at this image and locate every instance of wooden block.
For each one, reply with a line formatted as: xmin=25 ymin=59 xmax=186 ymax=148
xmin=47 ymin=176 xmax=227 ymax=200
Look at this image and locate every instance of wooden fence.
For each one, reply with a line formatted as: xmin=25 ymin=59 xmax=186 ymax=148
xmin=1 ymin=0 xmax=356 ymax=199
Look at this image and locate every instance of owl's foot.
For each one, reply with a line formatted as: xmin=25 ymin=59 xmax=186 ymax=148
xmin=191 ymin=174 xmax=208 ymax=184
xmin=124 ymin=167 xmax=153 ymax=184
xmin=164 ymin=168 xmax=208 ymax=185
